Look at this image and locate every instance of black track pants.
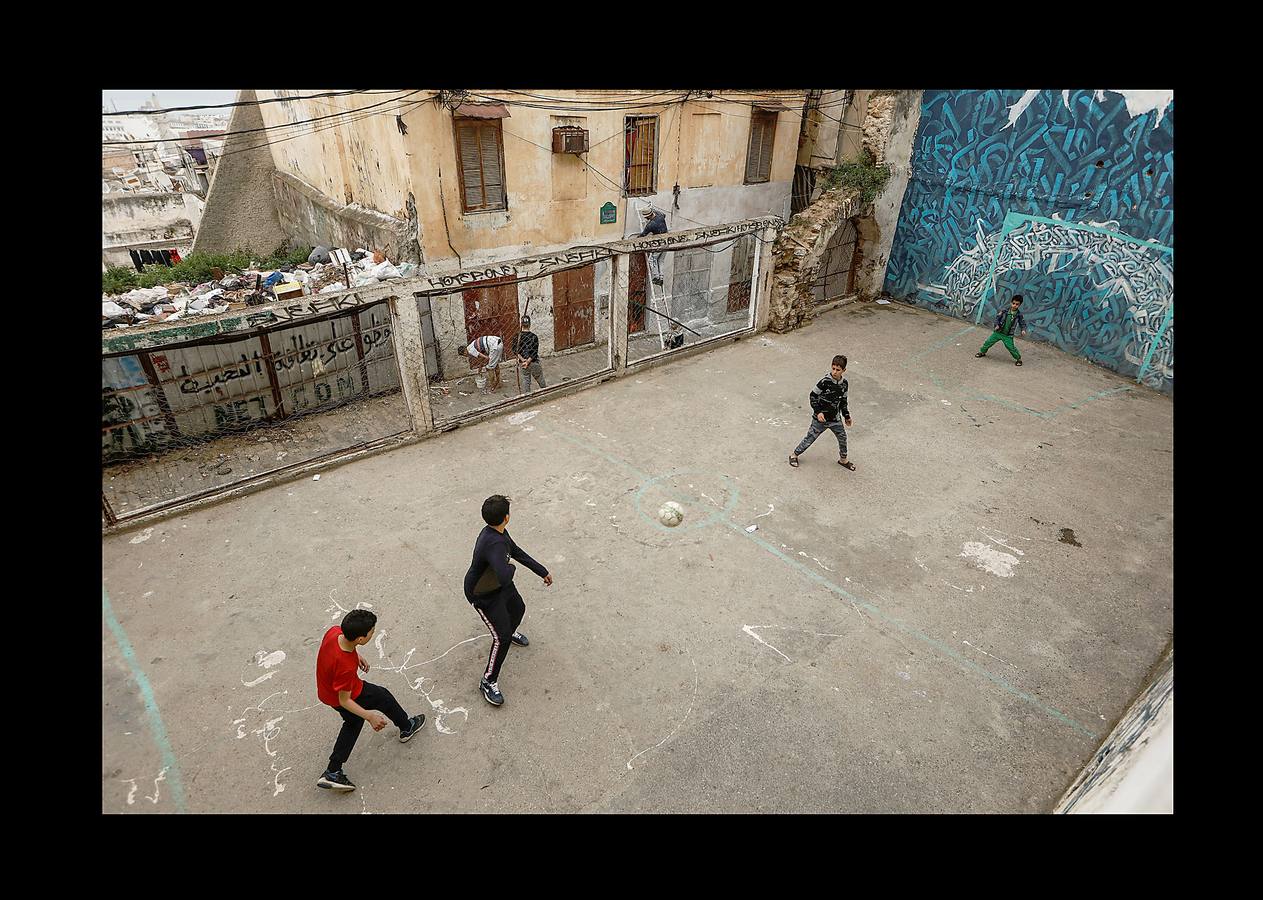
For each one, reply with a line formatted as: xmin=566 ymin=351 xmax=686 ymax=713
xmin=471 ymin=585 xmax=526 ymax=683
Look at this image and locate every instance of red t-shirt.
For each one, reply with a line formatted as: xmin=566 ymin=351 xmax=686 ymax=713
xmin=316 ymin=626 xmax=364 ymax=707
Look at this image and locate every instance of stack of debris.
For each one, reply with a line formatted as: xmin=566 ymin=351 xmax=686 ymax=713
xmin=101 ymin=247 xmax=419 ymax=329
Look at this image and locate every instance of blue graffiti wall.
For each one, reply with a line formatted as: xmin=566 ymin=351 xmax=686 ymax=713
xmin=882 ymin=90 xmax=1173 ymax=392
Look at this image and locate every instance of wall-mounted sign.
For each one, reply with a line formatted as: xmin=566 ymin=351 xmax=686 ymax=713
xmin=600 ymin=202 xmax=617 ymax=225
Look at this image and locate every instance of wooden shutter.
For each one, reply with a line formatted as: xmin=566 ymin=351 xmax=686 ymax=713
xmin=624 ymin=116 xmax=656 ymax=196
xmin=758 ymin=114 xmax=775 ymax=181
xmin=745 ymin=112 xmax=776 ymax=184
xmin=456 ymin=120 xmax=507 ymax=212
xmin=480 ymin=124 xmax=505 ymax=208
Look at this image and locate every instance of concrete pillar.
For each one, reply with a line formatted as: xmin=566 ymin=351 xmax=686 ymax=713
xmin=388 ymin=293 xmax=434 ymax=436
xmin=611 ymin=252 xmax=629 ymax=375
xmin=753 ymin=225 xmax=778 ymax=332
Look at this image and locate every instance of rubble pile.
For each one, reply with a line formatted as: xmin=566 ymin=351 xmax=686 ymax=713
xmin=102 ymin=247 xmax=418 ymax=330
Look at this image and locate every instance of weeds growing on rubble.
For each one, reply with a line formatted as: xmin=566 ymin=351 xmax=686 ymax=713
xmin=820 ymin=153 xmax=891 ymax=205
xmin=103 ymin=244 xmax=313 ymax=295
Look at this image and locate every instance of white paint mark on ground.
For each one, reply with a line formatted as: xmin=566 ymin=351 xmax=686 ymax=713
xmin=755 ymin=504 xmax=774 ymax=519
xmin=129 ymin=528 xmax=155 ymax=544
xmin=626 ymin=650 xmax=699 ymax=771
xmin=897 ymin=671 xmax=911 ymax=680
xmin=742 ymin=624 xmax=792 ymax=663
xmin=977 ymin=526 xmax=1028 ymax=556
xmin=962 ymin=640 xmax=1018 ymax=670
xmin=241 ymin=649 xmax=287 ymax=686
xmin=959 ymin=542 xmax=1021 ymax=577
xmin=508 ymin=410 xmax=539 ymax=425
xmin=143 ymin=591 xmax=154 ymax=598
xmin=373 ymin=632 xmax=479 ymax=734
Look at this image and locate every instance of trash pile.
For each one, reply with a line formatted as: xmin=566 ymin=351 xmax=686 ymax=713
xmin=102 ymin=247 xmax=418 ymax=330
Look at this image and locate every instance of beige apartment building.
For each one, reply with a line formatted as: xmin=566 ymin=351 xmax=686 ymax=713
xmin=247 ymin=89 xmax=808 ymax=267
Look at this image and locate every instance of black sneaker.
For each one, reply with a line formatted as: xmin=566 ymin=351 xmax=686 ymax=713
xmin=317 ymin=769 xmax=356 ymax=791
xmin=1015 ymin=360 xmax=1023 ymax=366
xmin=974 ymin=352 xmax=985 ymax=358
xmin=480 ymin=677 xmax=504 ymax=706
xmin=399 ymin=714 xmax=426 ymax=743
xmin=511 ymin=631 xmax=530 ymax=647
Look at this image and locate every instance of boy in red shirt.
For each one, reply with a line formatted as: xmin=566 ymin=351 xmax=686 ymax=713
xmin=315 ymin=609 xmax=425 ymax=791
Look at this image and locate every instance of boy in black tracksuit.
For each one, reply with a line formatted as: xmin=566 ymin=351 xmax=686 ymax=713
xmin=463 ymin=494 xmax=552 ymax=706
xmin=789 ymin=354 xmax=855 ymax=471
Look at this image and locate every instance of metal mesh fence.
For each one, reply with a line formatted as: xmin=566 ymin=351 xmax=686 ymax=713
xmin=423 ymin=261 xmax=614 ymax=425
xmin=627 ymin=232 xmax=759 ymax=366
xmin=102 ymin=301 xmax=410 ymax=520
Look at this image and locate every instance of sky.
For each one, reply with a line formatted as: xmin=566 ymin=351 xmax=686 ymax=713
xmin=102 ymin=90 xmax=238 ymax=113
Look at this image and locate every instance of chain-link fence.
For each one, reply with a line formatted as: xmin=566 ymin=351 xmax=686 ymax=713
xmin=102 ymin=300 xmax=410 ymax=522
xmin=421 ymin=261 xmax=614 ymax=426
xmin=627 ymin=232 xmax=760 ymax=366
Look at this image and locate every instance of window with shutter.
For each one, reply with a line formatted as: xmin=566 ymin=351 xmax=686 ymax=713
xmin=624 ymin=116 xmax=657 ymax=196
xmin=744 ymin=112 xmax=777 ymax=184
xmin=455 ymin=118 xmax=508 ymax=212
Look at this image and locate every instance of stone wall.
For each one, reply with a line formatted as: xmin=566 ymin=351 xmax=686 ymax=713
xmin=192 ymin=90 xmax=288 ymax=257
xmin=767 ymin=188 xmax=860 ymax=333
xmin=854 ymin=90 xmax=922 ymax=297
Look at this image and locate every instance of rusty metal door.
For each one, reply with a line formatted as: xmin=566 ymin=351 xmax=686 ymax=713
xmin=628 ymin=252 xmax=647 ymax=334
xmin=727 ymin=234 xmax=755 ymax=313
xmin=813 ymin=219 xmax=859 ymax=304
xmin=552 ymin=265 xmax=595 ymax=351
xmin=463 ymin=276 xmax=519 ymax=369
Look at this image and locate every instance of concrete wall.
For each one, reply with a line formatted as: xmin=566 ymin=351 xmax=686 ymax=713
xmin=102 ymin=303 xmax=398 ymax=462
xmin=255 ymin=91 xmax=803 ymax=268
xmin=193 ymin=89 xmax=288 ymax=257
xmin=272 ymin=170 xmax=419 ymax=263
xmin=882 ymin=90 xmax=1174 ymax=392
xmin=102 ymin=192 xmax=204 ymax=268
xmin=1056 ymin=648 xmax=1172 ymax=814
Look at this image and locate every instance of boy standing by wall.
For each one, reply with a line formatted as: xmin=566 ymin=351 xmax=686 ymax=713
xmin=314 ymin=609 xmax=425 ymax=792
xmin=510 ymin=315 xmax=547 ymax=392
xmin=789 ymin=354 xmax=856 ymax=471
xmin=463 ymin=494 xmax=552 ymax=707
xmin=975 ymin=294 xmax=1029 ymax=366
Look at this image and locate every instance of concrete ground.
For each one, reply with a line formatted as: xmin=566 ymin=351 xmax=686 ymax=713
xmin=101 ymin=300 xmax=1173 ymax=814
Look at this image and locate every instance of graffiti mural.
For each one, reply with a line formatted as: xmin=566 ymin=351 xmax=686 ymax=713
xmin=883 ymin=90 xmax=1173 ymax=392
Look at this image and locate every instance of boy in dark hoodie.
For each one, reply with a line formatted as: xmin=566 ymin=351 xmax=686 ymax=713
xmin=789 ymin=354 xmax=855 ymax=471
xmin=463 ymin=494 xmax=553 ymax=707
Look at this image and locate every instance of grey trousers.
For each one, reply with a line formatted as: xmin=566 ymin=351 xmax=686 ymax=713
xmin=522 ymin=360 xmax=547 ymax=390
xmin=794 ymin=417 xmax=847 ymax=458
xmin=647 ymin=251 xmax=664 ymax=281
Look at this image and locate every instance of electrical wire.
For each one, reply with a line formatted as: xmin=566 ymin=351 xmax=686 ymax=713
xmin=103 ymin=90 xmax=427 ymax=146
xmin=102 ymin=89 xmax=406 ymax=116
xmin=212 ymin=96 xmax=432 ymax=162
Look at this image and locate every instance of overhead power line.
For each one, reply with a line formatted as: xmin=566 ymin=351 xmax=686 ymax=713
xmin=102 ymin=88 xmax=410 ymax=117
xmin=102 ymin=90 xmax=429 ymax=146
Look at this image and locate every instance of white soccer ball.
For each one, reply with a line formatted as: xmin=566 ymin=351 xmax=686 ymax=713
xmin=658 ymin=501 xmax=685 ymax=527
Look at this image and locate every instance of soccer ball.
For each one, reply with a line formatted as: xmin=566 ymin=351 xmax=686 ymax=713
xmin=658 ymin=501 xmax=685 ymax=527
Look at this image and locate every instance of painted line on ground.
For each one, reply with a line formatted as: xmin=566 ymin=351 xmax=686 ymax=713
xmin=724 ymin=520 xmax=1098 ymax=739
xmin=541 ymin=421 xmax=1098 ymax=741
xmin=906 ymin=324 xmax=1134 ymax=420
xmin=102 ymin=585 xmax=188 ymax=813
